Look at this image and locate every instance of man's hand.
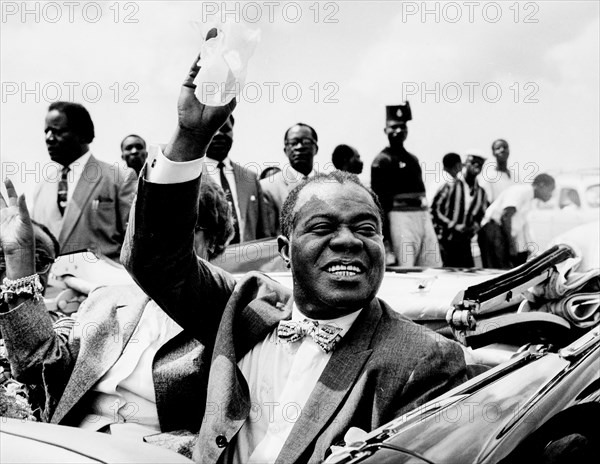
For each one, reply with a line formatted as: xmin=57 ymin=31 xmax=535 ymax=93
xmin=0 ymin=179 xmax=35 ymax=279
xmin=165 ymin=30 xmax=237 ymax=162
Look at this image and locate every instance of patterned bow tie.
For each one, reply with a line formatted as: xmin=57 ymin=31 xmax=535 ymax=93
xmin=277 ymin=319 xmax=343 ymax=353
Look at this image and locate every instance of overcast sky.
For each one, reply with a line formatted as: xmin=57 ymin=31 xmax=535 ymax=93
xmin=1 ymin=1 xmax=599 ymax=200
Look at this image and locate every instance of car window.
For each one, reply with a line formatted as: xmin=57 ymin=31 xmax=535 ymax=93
xmin=559 ymin=188 xmax=581 ymax=209
xmin=585 ymin=184 xmax=600 ymax=208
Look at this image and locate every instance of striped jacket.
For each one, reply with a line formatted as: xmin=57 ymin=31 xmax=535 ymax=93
xmin=431 ymin=175 xmax=488 ymax=240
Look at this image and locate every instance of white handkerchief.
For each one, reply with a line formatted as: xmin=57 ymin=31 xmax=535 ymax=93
xmin=192 ymin=20 xmax=260 ymax=106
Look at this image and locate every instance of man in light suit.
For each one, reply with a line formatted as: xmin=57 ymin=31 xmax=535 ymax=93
xmin=32 ymin=101 xmax=137 ymax=262
xmin=260 ymin=122 xmax=320 ymax=235
xmin=203 ymin=115 xmax=268 ymax=243
xmin=0 ymin=177 xmax=234 ymax=452
xmin=123 ymin=46 xmax=468 ymax=464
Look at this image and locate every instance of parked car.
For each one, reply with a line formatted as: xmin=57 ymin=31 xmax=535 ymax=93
xmin=323 ymin=245 xmax=600 ymax=464
xmin=324 ymin=326 xmax=599 ymax=464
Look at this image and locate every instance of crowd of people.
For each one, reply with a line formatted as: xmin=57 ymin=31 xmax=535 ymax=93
xmin=0 ymin=39 xmax=561 ymax=464
xmin=19 ymin=96 xmax=557 ymax=273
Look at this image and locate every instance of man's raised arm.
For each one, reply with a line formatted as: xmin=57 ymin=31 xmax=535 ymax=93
xmin=122 ymin=40 xmax=237 ymax=343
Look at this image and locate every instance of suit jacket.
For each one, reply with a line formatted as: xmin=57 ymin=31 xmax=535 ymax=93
xmin=122 ymin=174 xmax=469 ymax=464
xmin=231 ymin=161 xmax=269 ymax=241
xmin=0 ymin=284 xmax=211 ymax=434
xmin=32 ymin=154 xmax=137 ymax=262
xmin=260 ymin=170 xmax=305 ymax=236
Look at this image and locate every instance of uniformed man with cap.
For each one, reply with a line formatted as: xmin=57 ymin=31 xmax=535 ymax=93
xmin=371 ymin=102 xmax=441 ymax=268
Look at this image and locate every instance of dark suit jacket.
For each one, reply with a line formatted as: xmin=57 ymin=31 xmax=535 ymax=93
xmin=122 ymin=174 xmax=469 ymax=464
xmin=32 ymin=154 xmax=137 ymax=262
xmin=0 ymin=284 xmax=211 ymax=434
xmin=231 ymin=161 xmax=270 ymax=241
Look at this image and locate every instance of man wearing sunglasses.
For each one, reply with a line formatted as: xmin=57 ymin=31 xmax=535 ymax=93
xmin=261 ymin=123 xmax=319 ymax=235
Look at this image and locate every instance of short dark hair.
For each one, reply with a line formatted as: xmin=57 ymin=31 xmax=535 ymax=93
xmin=48 ymin=101 xmax=95 ymax=144
xmin=31 ymin=220 xmax=60 ymax=257
xmin=120 ymin=134 xmax=146 ymax=151
xmin=492 ymin=138 xmax=508 ymax=149
xmin=331 ymin=144 xmax=355 ymax=170
xmin=280 ymin=171 xmax=385 ymax=238
xmin=442 ymin=152 xmax=462 ymax=170
xmin=532 ymin=173 xmax=555 ymax=188
xmin=196 ymin=178 xmax=235 ymax=260
xmin=284 ymin=123 xmax=318 ymax=143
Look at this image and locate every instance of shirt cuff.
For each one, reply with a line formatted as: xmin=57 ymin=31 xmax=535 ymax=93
xmin=145 ymin=145 xmax=203 ymax=184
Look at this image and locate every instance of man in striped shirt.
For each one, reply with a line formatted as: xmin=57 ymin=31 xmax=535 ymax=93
xmin=431 ymin=152 xmax=488 ymax=267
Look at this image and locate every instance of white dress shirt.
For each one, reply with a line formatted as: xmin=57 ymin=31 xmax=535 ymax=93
xmin=229 ymin=305 xmax=361 ymax=464
xmin=78 ymin=299 xmax=183 ymax=441
xmin=63 ymin=151 xmax=92 ymax=203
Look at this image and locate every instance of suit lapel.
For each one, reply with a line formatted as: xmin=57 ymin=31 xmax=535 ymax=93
xmin=52 ymin=291 xmax=148 ymax=424
xmin=198 ymin=276 xmax=293 ymax=463
xmin=59 ymin=155 xmax=101 ymax=246
xmin=232 ymin=162 xmax=250 ymax=222
xmin=275 ymin=299 xmax=381 ymax=464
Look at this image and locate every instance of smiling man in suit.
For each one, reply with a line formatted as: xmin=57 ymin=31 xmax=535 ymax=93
xmin=32 ymin=102 xmax=137 ymax=262
xmin=203 ymin=115 xmax=268 ymax=243
xmin=122 ymin=44 xmax=468 ymax=464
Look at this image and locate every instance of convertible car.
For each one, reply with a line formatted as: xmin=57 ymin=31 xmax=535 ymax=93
xmin=1 ymin=236 xmax=598 ymax=464
xmin=0 ymin=418 xmax=193 ymax=464
xmin=323 ymin=245 xmax=599 ymax=464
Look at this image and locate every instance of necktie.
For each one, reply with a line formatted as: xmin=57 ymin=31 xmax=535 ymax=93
xmin=218 ymin=162 xmax=240 ymax=244
xmin=277 ymin=319 xmax=343 ymax=353
xmin=57 ymin=166 xmax=70 ymax=215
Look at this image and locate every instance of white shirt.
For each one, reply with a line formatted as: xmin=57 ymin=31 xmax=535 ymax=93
xmin=64 ymin=151 xmax=92 ymax=203
xmin=482 ymin=184 xmax=535 ymax=253
xmin=42 ymin=151 xmax=93 ymax=238
xmin=203 ymin=157 xmax=245 ymax=241
xmin=78 ymin=298 xmax=183 ymax=441
xmin=478 ymin=161 xmax=517 ymax=203
xmin=229 ymin=305 xmax=361 ymax=464
xmin=145 ymin=145 xmax=203 ymax=183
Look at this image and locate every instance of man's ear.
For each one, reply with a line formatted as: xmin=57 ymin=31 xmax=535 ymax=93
xmin=277 ymin=235 xmax=291 ymax=265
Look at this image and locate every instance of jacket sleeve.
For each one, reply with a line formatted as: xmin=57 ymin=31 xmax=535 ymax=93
xmin=255 ymin=177 xmax=270 ymax=239
xmin=0 ymin=299 xmax=79 ymax=420
xmin=121 ymin=174 xmax=237 ymax=345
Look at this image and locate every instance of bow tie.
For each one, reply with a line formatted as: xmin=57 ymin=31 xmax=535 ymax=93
xmin=277 ymin=319 xmax=343 ymax=353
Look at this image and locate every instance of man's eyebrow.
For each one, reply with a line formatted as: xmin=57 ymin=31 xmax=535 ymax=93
xmin=304 ymin=211 xmax=380 ymax=223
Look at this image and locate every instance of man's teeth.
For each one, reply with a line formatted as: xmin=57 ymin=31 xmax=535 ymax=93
xmin=328 ymin=265 xmax=362 ymax=276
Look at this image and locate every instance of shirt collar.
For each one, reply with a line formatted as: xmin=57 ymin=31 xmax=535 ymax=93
xmin=291 ymin=303 xmax=362 ymax=339
xmin=66 ymin=150 xmax=91 ymax=171
xmin=287 ymin=166 xmax=316 ymax=182
xmin=204 ymin=156 xmax=232 ymax=169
